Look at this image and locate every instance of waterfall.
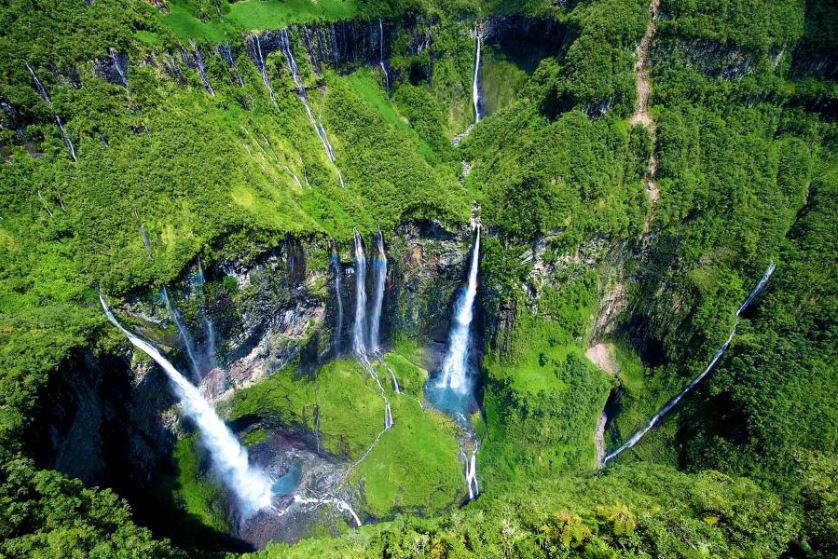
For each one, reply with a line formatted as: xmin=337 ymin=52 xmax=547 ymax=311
xmin=293 ymin=495 xmax=361 ymax=527
xmin=190 ymin=40 xmax=215 ymax=96
xmin=436 ymin=227 xmax=481 ymax=394
xmin=161 ymin=287 xmax=202 ymax=381
xmin=351 ymin=231 xmax=368 ymax=356
xmin=109 ymin=48 xmax=128 ymax=86
xmin=279 ymin=29 xmax=338 ymax=164
xmin=196 ymin=259 xmax=217 ymax=371
xmin=139 ymin=223 xmax=152 ymax=258
xmin=369 ymin=231 xmax=387 ymax=354
xmin=99 ymin=294 xmax=273 ymax=518
xmin=378 ymin=19 xmax=389 ymax=95
xmin=253 ymin=35 xmax=278 ymax=108
xmin=602 ymin=263 xmax=776 ymax=465
xmin=472 ymin=25 xmax=482 ymax=124
xmin=737 ymin=262 xmax=776 ymax=316
xmin=331 ymin=246 xmax=344 ymax=354
xmin=24 ymin=61 xmax=77 ymax=161
xmin=464 ymin=446 xmax=479 ymax=500
xmin=217 ymin=44 xmax=245 ymax=87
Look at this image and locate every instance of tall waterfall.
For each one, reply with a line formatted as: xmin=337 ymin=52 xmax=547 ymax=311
xmin=279 ymin=29 xmax=342 ymax=188
xmin=331 ymin=245 xmax=344 ymax=354
xmin=472 ymin=25 xmax=482 ymax=124
xmin=352 ymin=231 xmax=368 ymax=356
xmin=378 ymin=19 xmax=389 ymax=95
xmin=369 ymin=231 xmax=387 ymax=354
xmin=99 ymin=294 xmax=273 ymax=518
xmin=161 ymin=287 xmax=202 ymax=381
xmin=436 ymin=227 xmax=481 ymax=394
xmin=24 ymin=61 xmax=77 ymax=161
xmin=602 ymin=263 xmax=776 ymax=465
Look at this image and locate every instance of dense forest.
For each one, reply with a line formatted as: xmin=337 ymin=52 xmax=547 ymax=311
xmin=0 ymin=0 xmax=835 ymax=558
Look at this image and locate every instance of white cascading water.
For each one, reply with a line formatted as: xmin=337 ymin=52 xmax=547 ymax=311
xmin=190 ymin=40 xmax=215 ymax=96
xmin=464 ymin=447 xmax=479 ymax=500
xmin=109 ymin=48 xmax=128 ymax=87
xmin=602 ymin=263 xmax=776 ymax=465
xmin=472 ymin=25 xmax=482 ymax=124
xmin=160 ymin=287 xmax=202 ymax=381
xmin=279 ymin=30 xmax=339 ymax=163
xmin=293 ymin=495 xmax=361 ymax=527
xmin=253 ymin=35 xmax=278 ymax=108
xmin=436 ymin=227 xmax=481 ymax=394
xmin=369 ymin=231 xmax=387 ymax=354
xmin=99 ymin=294 xmax=273 ymax=518
xmin=24 ymin=61 xmax=77 ymax=161
xmin=378 ymin=19 xmax=389 ymax=95
xmin=352 ymin=232 xmax=393 ymax=429
xmin=196 ymin=260 xmax=217 ymax=371
xmin=331 ymin=245 xmax=344 ymax=354
xmin=352 ymin=231 xmax=368 ymax=356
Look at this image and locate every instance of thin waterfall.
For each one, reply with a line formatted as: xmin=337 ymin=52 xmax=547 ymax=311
xmin=436 ymin=227 xmax=481 ymax=394
xmin=100 ymin=294 xmax=273 ymax=518
xmin=253 ymin=35 xmax=278 ymax=108
xmin=279 ymin=29 xmax=337 ymax=163
xmin=195 ymin=259 xmax=217 ymax=371
xmin=161 ymin=287 xmax=202 ymax=381
xmin=353 ymin=232 xmax=393 ymax=429
xmin=352 ymin=231 xmax=368 ymax=356
xmin=109 ymin=48 xmax=128 ymax=86
xmin=217 ymin=44 xmax=245 ymax=87
xmin=369 ymin=231 xmax=387 ymax=354
xmin=603 ymin=263 xmax=776 ymax=465
xmin=190 ymin=40 xmax=215 ymax=96
xmin=462 ymin=445 xmax=479 ymax=501
xmin=378 ymin=19 xmax=389 ymax=95
xmin=24 ymin=61 xmax=77 ymax=161
xmin=331 ymin=245 xmax=344 ymax=354
xmin=139 ymin=223 xmax=152 ymax=258
xmin=472 ymin=25 xmax=482 ymax=124
xmin=279 ymin=29 xmax=345 ymax=187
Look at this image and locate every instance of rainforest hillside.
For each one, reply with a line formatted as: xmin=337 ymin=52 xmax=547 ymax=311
xmin=0 ymin=0 xmax=835 ymax=558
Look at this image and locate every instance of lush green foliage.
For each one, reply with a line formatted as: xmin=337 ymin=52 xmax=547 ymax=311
xmin=0 ymin=0 xmax=835 ymax=557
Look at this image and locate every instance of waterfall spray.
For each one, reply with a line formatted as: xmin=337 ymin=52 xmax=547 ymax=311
xmin=369 ymin=231 xmax=387 ymax=354
xmin=331 ymin=245 xmax=344 ymax=354
xmin=352 ymin=231 xmax=368 ymax=356
xmin=24 ymin=61 xmax=77 ymax=161
xmin=472 ymin=25 xmax=482 ymax=124
xmin=161 ymin=287 xmax=202 ymax=381
xmin=436 ymin=227 xmax=481 ymax=394
xmin=602 ymin=263 xmax=776 ymax=465
xmin=100 ymin=294 xmax=273 ymax=518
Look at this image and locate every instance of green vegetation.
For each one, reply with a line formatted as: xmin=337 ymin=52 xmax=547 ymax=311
xmin=257 ymin=464 xmax=799 ymax=558
xmin=0 ymin=0 xmax=835 ymax=557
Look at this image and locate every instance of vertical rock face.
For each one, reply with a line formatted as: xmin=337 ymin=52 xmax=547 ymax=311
xmin=44 ymin=224 xmax=470 ymax=475
xmin=35 ymin=349 xmax=177 ymax=497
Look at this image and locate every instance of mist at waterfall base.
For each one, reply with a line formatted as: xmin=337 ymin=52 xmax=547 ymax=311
xmin=424 ymin=228 xmax=481 ymax=423
xmin=99 ymin=294 xmax=273 ymax=519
